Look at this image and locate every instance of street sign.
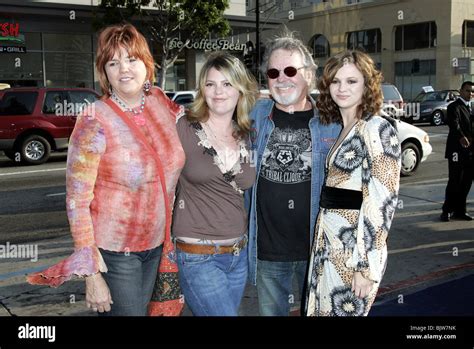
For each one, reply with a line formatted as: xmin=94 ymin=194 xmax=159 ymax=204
xmin=454 ymin=57 xmax=471 ymax=74
xmin=421 ymin=86 xmax=434 ymax=93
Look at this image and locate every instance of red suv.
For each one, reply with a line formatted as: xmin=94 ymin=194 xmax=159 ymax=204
xmin=0 ymin=87 xmax=99 ymax=165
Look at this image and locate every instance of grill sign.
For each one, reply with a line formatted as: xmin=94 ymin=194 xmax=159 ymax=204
xmin=0 ymin=46 xmax=26 ymax=53
xmin=1 ymin=23 xmax=20 ymax=37
xmin=0 ymin=22 xmax=26 ymax=53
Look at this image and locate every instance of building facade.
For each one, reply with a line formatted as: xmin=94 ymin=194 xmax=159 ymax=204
xmin=3 ymin=0 xmax=472 ymax=96
xmin=249 ymin=0 xmax=474 ymax=99
xmin=0 ymin=0 xmax=279 ymax=91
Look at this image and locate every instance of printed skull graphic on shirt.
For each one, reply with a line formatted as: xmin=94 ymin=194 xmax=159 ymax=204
xmin=260 ymin=126 xmax=312 ymax=184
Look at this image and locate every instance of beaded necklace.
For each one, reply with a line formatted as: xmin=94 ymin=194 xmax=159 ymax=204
xmin=111 ymin=92 xmax=146 ymax=125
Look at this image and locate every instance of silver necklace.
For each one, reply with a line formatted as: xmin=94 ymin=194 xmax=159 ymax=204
xmin=206 ymin=120 xmax=234 ymax=142
xmin=204 ymin=121 xmax=237 ymax=170
xmin=111 ymin=92 xmax=145 ymax=115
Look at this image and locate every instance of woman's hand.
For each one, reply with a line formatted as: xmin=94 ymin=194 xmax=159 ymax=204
xmin=85 ymin=273 xmax=113 ymax=313
xmin=351 ymin=271 xmax=374 ymax=299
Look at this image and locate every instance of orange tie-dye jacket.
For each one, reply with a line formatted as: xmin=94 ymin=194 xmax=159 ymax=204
xmin=27 ymin=87 xmax=185 ymax=287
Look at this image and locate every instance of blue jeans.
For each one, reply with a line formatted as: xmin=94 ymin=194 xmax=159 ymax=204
xmin=98 ymin=245 xmax=162 ymax=316
xmin=177 ymin=245 xmax=248 ymax=316
xmin=257 ymin=259 xmax=308 ymax=316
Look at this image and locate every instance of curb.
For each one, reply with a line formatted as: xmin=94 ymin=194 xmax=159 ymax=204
xmin=378 ymin=262 xmax=474 ymax=298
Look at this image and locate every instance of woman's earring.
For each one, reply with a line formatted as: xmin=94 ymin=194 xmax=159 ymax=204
xmin=108 ymin=85 xmax=113 ymax=95
xmin=143 ymin=80 xmax=151 ymax=93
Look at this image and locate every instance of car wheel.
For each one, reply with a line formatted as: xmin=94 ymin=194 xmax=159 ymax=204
xmin=20 ymin=135 xmax=51 ymax=165
xmin=431 ymin=110 xmax=443 ymax=126
xmin=401 ymin=142 xmax=420 ymax=176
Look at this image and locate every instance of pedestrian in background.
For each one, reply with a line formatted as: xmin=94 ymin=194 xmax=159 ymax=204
xmin=306 ymin=50 xmax=401 ymax=316
xmin=440 ymin=81 xmax=473 ymax=222
xmin=246 ymin=30 xmax=341 ymax=316
xmin=27 ymin=23 xmax=185 ymax=316
xmin=172 ymin=52 xmax=257 ymax=316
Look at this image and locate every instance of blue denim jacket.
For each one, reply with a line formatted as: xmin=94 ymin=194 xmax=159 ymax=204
xmin=245 ymin=98 xmax=341 ymax=285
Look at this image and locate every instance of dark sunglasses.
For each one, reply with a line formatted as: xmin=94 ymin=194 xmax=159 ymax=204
xmin=266 ymin=66 xmax=305 ymax=79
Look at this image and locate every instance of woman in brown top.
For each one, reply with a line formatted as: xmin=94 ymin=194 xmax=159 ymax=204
xmin=173 ymin=52 xmax=257 ymax=316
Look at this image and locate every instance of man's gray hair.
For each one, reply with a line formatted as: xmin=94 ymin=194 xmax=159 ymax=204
xmin=260 ymin=28 xmax=317 ymax=78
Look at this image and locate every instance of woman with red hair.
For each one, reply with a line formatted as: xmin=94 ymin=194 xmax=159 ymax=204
xmin=27 ymin=23 xmax=185 ymax=316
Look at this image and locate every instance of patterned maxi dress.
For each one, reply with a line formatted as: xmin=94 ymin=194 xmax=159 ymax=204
xmin=306 ymin=115 xmax=401 ymax=316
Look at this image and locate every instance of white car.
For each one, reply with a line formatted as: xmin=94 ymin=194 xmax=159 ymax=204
xmin=165 ymin=90 xmax=196 ymax=107
xmin=396 ymin=119 xmax=432 ymax=176
xmin=381 ymin=83 xmax=405 ymax=119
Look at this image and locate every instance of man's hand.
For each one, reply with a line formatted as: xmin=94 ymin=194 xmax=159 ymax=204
xmin=351 ymin=271 xmax=374 ymax=299
xmin=460 ymin=136 xmax=470 ymax=148
xmin=85 ymin=273 xmax=113 ymax=313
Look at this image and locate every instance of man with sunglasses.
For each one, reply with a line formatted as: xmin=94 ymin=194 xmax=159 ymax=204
xmin=245 ymin=33 xmax=341 ymax=316
xmin=440 ymin=81 xmax=474 ymax=222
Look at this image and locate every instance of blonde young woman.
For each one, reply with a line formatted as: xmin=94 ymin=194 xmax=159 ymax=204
xmin=172 ymin=52 xmax=258 ymax=316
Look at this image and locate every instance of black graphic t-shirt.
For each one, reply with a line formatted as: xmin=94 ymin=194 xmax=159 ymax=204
xmin=257 ymin=107 xmax=313 ymax=261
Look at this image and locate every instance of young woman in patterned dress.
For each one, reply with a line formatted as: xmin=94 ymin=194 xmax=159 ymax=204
xmin=306 ymin=50 xmax=401 ymax=316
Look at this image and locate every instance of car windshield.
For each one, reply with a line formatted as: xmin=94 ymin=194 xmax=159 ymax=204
xmin=382 ymin=85 xmax=401 ymax=101
xmin=165 ymin=92 xmax=175 ymax=99
xmin=174 ymin=95 xmax=194 ymax=106
xmin=413 ymin=91 xmax=449 ymax=103
xmin=413 ymin=93 xmax=428 ymax=102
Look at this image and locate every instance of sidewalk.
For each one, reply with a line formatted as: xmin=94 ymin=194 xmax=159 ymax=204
xmin=0 ymin=232 xmax=472 ymax=317
xmin=1 ymin=178 xmax=473 ymax=317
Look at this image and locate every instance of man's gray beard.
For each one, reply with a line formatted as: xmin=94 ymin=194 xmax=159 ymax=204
xmin=272 ymin=91 xmax=298 ymax=106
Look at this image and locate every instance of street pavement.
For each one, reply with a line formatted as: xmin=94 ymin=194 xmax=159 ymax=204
xmin=0 ymin=174 xmax=472 ymax=317
xmin=371 ymin=273 xmax=474 ymax=316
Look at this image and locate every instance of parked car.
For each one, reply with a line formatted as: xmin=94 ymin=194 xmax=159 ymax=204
xmin=0 ymin=87 xmax=99 ymax=165
xmin=381 ymin=83 xmax=405 ymax=119
xmin=410 ymin=90 xmax=459 ymax=126
xmin=165 ymin=90 xmax=196 ymax=107
xmin=396 ymin=119 xmax=432 ymax=176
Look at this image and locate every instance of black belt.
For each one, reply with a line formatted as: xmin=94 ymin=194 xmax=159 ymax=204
xmin=320 ymin=185 xmax=363 ymax=210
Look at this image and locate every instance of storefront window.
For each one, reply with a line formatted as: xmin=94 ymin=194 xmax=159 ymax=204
xmin=44 ymin=53 xmax=94 ymax=88
xmin=24 ymin=32 xmax=42 ymax=51
xmin=0 ymin=31 xmax=43 ymax=87
xmin=42 ymin=33 xmax=94 ymax=88
xmin=43 ymin=33 xmax=92 ymax=52
xmin=155 ymin=52 xmax=187 ymax=91
xmin=0 ymin=53 xmax=43 ymax=87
